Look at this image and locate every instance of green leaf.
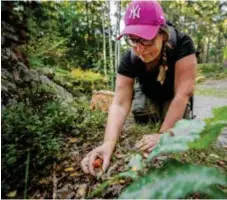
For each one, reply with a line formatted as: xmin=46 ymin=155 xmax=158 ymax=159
xmin=119 ymin=160 xmax=227 ymax=199
xmin=147 ymin=120 xmax=206 ymax=161
xmin=128 ymin=154 xmax=144 ymax=171
xmin=190 ymin=121 xmax=227 ymax=149
xmin=6 ymin=190 xmax=17 ymax=198
xmin=118 ymin=170 xmax=138 ymax=180
xmin=170 ymin=119 xmax=206 ymax=135
xmin=89 ymin=171 xmax=138 ymax=198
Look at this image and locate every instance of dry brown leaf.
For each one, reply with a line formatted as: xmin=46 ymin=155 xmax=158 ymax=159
xmin=69 ymin=138 xmax=77 ymax=143
xmin=64 ymin=167 xmax=74 ymax=172
xmin=131 ymin=167 xmax=137 ymax=172
xmin=39 ymin=177 xmax=52 ymax=185
xmin=69 ymin=172 xmax=79 ymax=177
xmin=76 ymin=184 xmax=87 ymax=198
xmin=56 ymin=164 xmax=62 ymax=172
xmin=119 ymin=180 xmax=126 ymax=184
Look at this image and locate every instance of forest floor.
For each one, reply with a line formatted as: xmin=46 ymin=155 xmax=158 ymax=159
xmin=31 ymin=78 xmax=227 ymax=199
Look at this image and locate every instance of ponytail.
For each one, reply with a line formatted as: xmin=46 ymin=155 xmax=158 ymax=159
xmin=157 ymin=25 xmax=172 ymax=85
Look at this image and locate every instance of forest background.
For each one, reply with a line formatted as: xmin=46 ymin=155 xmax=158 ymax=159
xmin=1 ymin=0 xmax=227 ymax=199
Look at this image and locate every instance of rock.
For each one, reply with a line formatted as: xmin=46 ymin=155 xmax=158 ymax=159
xmin=39 ymin=75 xmax=74 ymax=103
xmin=1 ymin=46 xmax=74 ymax=106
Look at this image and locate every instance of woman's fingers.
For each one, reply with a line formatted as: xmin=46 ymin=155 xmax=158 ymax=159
xmin=102 ymin=154 xmax=110 ymax=172
xmin=140 ymin=142 xmax=155 ymax=151
xmin=147 ymin=145 xmax=155 ymax=153
xmin=88 ymin=152 xmax=98 ymax=176
xmin=135 ymin=138 xmax=146 ymax=149
xmin=81 ymin=156 xmax=89 ymax=174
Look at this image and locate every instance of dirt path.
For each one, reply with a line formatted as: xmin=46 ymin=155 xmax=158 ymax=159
xmin=194 ymin=79 xmax=227 ymax=148
xmin=194 ymin=95 xmax=227 ymax=119
xmin=194 ymin=79 xmax=227 ymax=120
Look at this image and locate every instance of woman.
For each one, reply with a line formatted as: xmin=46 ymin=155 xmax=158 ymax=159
xmin=81 ymin=0 xmax=196 ymax=176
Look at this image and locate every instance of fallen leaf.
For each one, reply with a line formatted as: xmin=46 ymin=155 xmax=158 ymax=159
xmin=76 ymin=184 xmax=87 ymax=198
xmin=69 ymin=138 xmax=77 ymax=143
xmin=70 ymin=172 xmax=79 ymax=177
xmin=209 ymin=154 xmax=219 ymax=159
xmin=131 ymin=167 xmax=137 ymax=172
xmin=6 ymin=190 xmax=17 ymax=198
xmin=64 ymin=167 xmax=74 ymax=172
xmin=39 ymin=177 xmax=52 ymax=185
xmin=56 ymin=164 xmax=62 ymax=172
xmin=119 ymin=180 xmax=126 ymax=184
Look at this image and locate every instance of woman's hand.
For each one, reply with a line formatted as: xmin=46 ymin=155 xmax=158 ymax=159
xmin=81 ymin=141 xmax=115 ymax=176
xmin=135 ymin=134 xmax=161 ymax=153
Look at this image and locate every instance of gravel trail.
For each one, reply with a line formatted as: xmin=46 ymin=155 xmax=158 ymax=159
xmin=194 ymin=79 xmax=227 ymax=119
xmin=194 ymin=79 xmax=227 ymax=148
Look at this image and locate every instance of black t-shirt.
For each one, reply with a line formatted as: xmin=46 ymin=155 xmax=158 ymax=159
xmin=117 ymin=24 xmax=196 ymax=102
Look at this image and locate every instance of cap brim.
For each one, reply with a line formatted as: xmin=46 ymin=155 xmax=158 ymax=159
xmin=117 ymin=24 xmax=160 ymax=40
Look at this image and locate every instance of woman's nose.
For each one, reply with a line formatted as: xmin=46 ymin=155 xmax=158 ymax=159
xmin=135 ymin=42 xmax=145 ymax=53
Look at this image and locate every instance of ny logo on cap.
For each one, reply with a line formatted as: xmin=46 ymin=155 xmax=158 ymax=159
xmin=129 ymin=5 xmax=141 ymax=19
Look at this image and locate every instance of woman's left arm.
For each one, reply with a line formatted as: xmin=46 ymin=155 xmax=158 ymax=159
xmin=159 ymin=54 xmax=197 ymax=133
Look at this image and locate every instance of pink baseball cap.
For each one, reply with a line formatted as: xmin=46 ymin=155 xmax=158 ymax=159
xmin=117 ymin=0 xmax=166 ymax=40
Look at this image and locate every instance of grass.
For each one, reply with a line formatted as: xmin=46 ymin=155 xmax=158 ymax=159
xmin=195 ymin=86 xmax=227 ymax=98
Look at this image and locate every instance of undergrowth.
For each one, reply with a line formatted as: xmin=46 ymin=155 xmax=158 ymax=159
xmin=1 ymin=84 xmax=107 ymax=198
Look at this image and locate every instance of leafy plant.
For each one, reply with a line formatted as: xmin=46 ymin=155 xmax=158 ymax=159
xmin=120 ymin=160 xmax=227 ymax=199
xmin=1 ymin=84 xmax=107 ymax=197
xmin=90 ymin=106 xmax=227 ymax=199
xmin=118 ymin=107 xmax=227 ymax=199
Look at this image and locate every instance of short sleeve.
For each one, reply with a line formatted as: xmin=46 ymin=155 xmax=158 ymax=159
xmin=176 ymin=34 xmax=196 ymax=61
xmin=117 ymin=50 xmax=136 ymax=78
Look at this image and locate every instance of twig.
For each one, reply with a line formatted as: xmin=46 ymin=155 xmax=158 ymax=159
xmin=24 ymin=150 xmax=30 ymax=199
xmin=58 ymin=173 xmax=69 ymax=182
xmin=53 ymin=162 xmax=57 ymax=199
xmin=31 ymin=190 xmax=39 ymax=199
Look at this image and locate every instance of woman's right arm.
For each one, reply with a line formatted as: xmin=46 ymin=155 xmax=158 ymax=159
xmin=81 ymin=74 xmax=134 ymax=176
xmin=104 ymin=73 xmax=135 ymax=147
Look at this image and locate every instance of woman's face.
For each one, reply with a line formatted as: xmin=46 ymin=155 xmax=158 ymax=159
xmin=129 ymin=33 xmax=164 ymax=63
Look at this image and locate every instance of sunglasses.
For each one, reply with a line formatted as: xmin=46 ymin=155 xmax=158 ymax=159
xmin=124 ymin=35 xmax=157 ymax=47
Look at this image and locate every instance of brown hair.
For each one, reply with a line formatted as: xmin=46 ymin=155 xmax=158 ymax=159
xmin=157 ymin=25 xmax=172 ymax=85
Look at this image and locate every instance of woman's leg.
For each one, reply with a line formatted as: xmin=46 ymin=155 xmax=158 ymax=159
xmin=131 ymin=83 xmax=161 ymax=124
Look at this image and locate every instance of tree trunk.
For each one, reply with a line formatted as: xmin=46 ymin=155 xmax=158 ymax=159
xmin=114 ymin=1 xmax=121 ymax=74
xmin=101 ymin=3 xmax=107 ymax=78
xmin=108 ymin=0 xmax=114 ymax=89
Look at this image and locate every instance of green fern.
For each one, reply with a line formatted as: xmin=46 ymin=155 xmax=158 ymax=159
xmin=147 ymin=120 xmax=206 ymax=161
xmin=119 ymin=160 xmax=227 ymax=199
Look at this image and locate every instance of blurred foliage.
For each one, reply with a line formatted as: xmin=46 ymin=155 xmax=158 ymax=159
xmin=1 ymin=84 xmax=107 ymax=196
xmin=36 ymin=67 xmax=108 ymax=96
xmin=91 ymin=107 xmax=227 ymax=199
xmin=197 ymin=63 xmax=227 ymax=79
xmin=161 ymin=0 xmax=227 ymax=64
xmin=16 ymin=0 xmax=227 ymax=85
xmin=119 ymin=117 xmax=227 ymax=199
